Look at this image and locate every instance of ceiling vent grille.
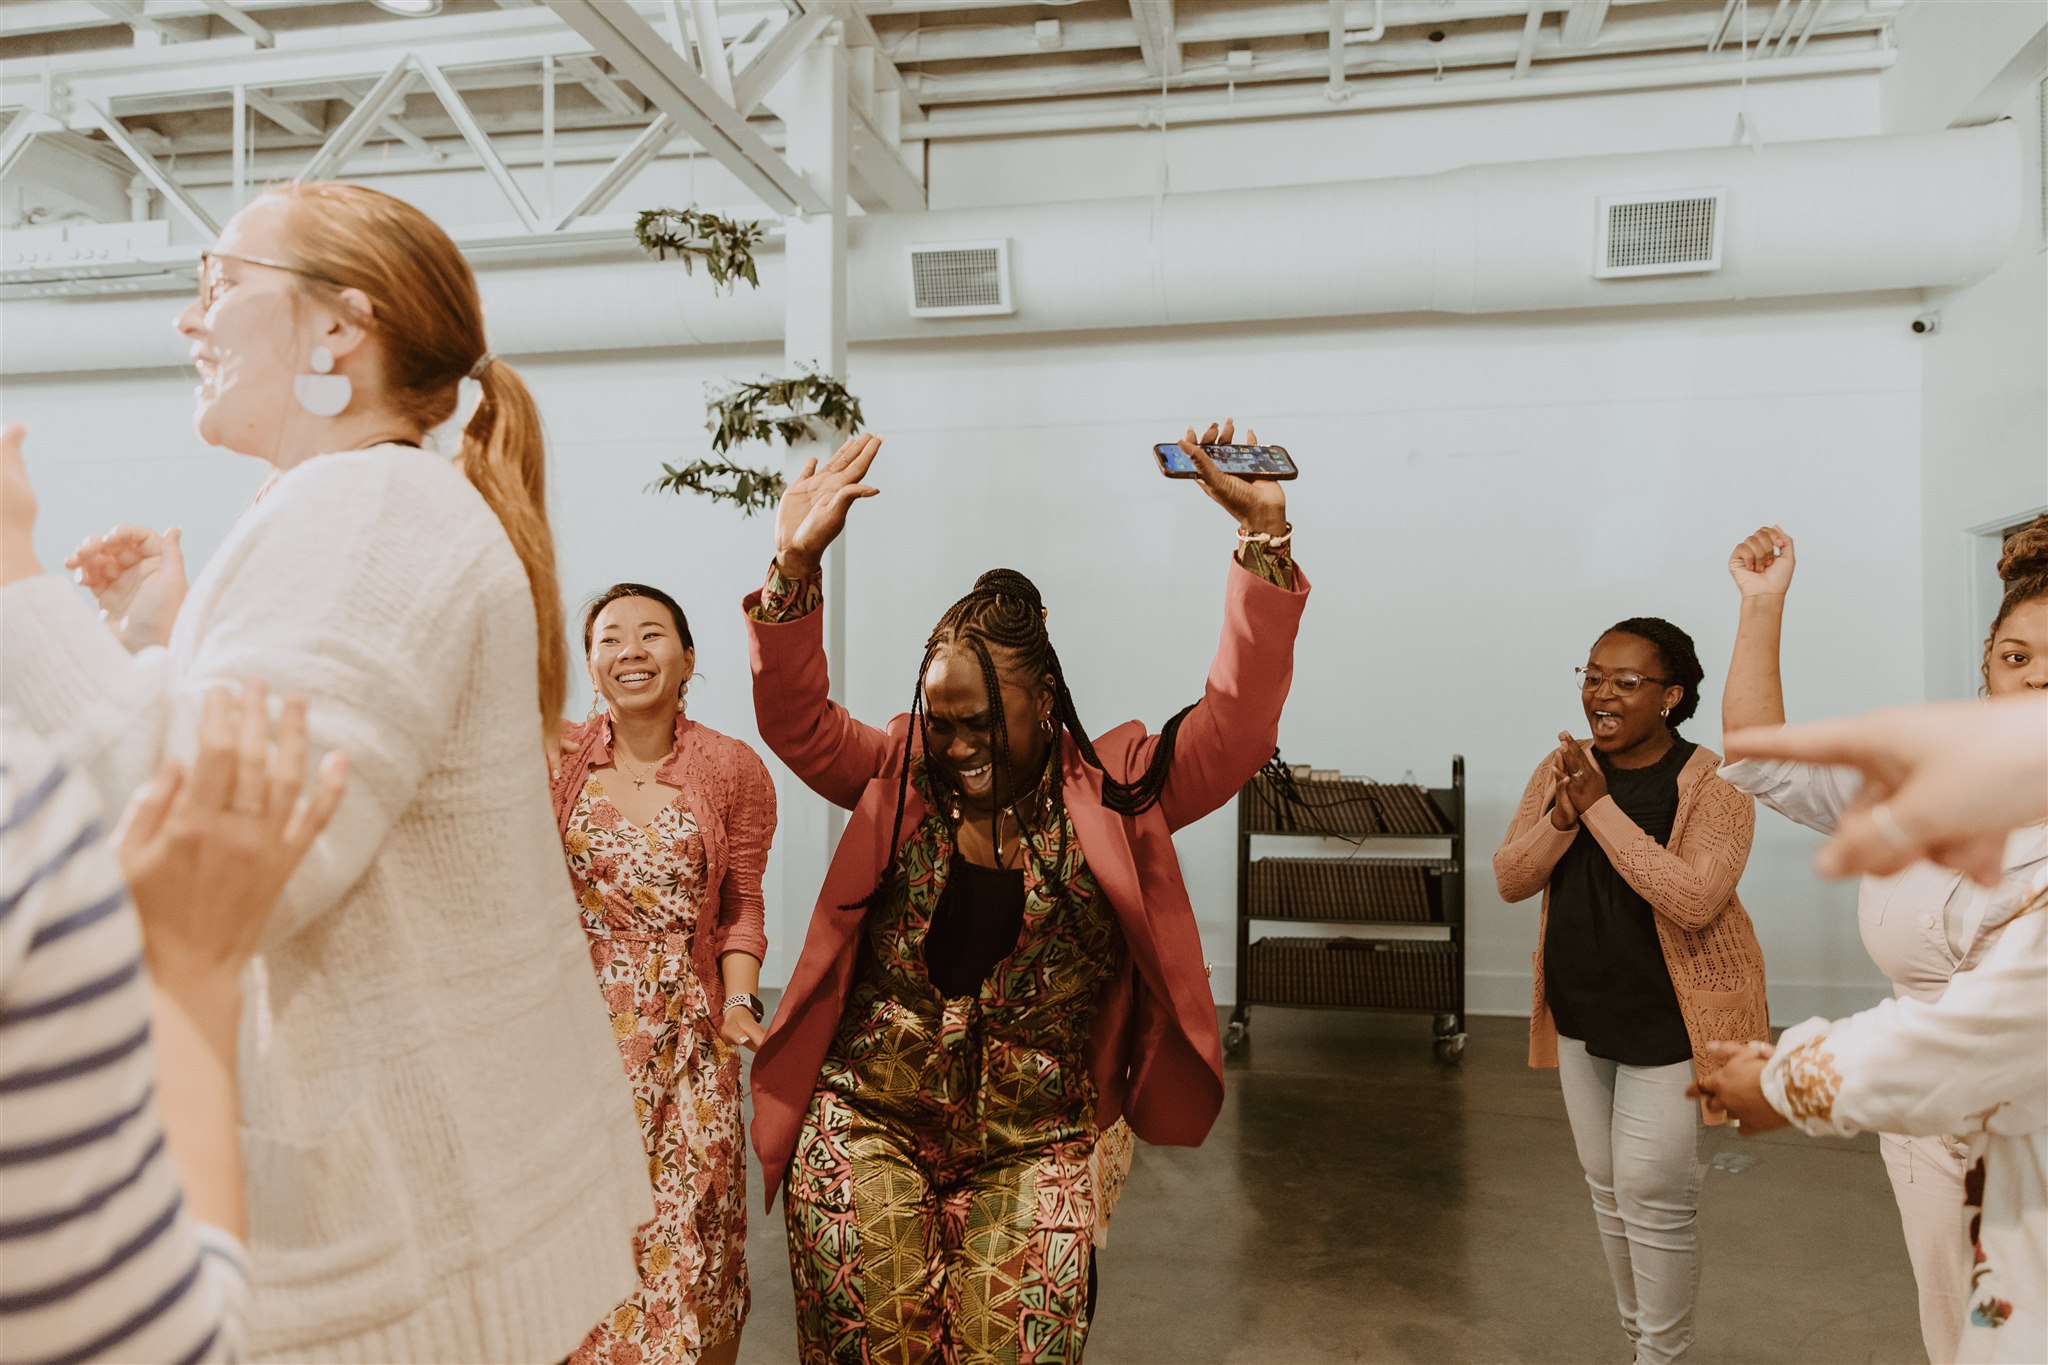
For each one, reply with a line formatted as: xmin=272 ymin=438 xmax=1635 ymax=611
xmin=908 ymin=240 xmax=1013 ymax=317
xmin=1594 ymin=189 xmax=1725 ymax=278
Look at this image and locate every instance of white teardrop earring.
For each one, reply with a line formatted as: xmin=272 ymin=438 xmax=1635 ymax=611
xmin=294 ymin=345 xmax=352 ymax=417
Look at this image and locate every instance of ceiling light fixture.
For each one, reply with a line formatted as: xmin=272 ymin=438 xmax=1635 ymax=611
xmin=369 ymin=0 xmax=444 ymax=16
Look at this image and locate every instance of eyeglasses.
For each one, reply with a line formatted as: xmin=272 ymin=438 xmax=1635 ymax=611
xmin=197 ymin=251 xmax=344 ymax=312
xmin=1575 ymin=667 xmax=1672 ymax=695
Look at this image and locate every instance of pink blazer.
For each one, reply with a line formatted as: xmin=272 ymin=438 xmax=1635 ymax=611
xmin=552 ymin=713 xmax=776 ymax=1011
xmin=744 ymin=562 xmax=1310 ymax=1209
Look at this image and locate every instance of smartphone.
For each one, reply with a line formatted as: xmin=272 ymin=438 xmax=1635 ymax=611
xmin=1154 ymin=442 xmax=1299 ymax=480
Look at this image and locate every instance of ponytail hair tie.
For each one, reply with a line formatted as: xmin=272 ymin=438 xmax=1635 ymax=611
xmin=468 ymin=351 xmax=497 ymax=380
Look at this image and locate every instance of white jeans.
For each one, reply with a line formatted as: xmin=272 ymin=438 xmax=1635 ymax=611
xmin=1880 ymin=1131 xmax=1972 ymax=1364
xmin=1556 ymin=1036 xmax=1708 ymax=1365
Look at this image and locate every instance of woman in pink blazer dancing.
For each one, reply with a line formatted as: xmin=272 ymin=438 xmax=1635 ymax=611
xmin=743 ymin=424 xmax=1308 ymax=1363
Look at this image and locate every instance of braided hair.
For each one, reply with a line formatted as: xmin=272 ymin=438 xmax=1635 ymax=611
xmin=846 ymin=567 xmax=1196 ymax=912
xmin=1601 ymin=616 xmax=1704 ymax=730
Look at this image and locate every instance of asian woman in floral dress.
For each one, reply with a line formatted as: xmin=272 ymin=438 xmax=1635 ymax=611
xmin=556 ymin=583 xmax=777 ymax=1365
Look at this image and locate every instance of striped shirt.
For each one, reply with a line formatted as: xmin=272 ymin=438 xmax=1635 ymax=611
xmin=1 ymin=723 xmax=248 ymax=1365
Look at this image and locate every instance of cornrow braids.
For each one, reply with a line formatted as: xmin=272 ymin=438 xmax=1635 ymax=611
xmin=1602 ymin=616 xmax=1705 ymax=730
xmin=840 ymin=567 xmax=1193 ymax=914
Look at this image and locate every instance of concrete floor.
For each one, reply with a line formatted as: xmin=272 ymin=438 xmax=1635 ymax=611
xmin=734 ymin=1009 xmax=1924 ymax=1364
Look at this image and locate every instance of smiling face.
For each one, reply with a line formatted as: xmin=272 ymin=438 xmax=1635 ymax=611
xmin=173 ymin=196 xmax=333 ymax=457
xmin=1580 ymin=631 xmax=1685 ymax=757
xmin=1986 ymin=597 xmax=2048 ymax=696
xmin=921 ymin=642 xmax=1052 ymax=813
xmin=586 ymin=596 xmax=694 ymax=722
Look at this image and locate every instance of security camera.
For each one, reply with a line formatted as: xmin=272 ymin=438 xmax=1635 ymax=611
xmin=1911 ymin=314 xmax=1940 ymax=335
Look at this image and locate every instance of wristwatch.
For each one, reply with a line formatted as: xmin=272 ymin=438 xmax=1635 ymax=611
xmin=722 ymin=992 xmax=765 ymax=1023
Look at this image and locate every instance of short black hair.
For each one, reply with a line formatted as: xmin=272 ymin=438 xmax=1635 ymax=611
xmin=1600 ymin=616 xmax=1704 ymax=730
xmin=581 ymin=582 xmax=693 ymax=654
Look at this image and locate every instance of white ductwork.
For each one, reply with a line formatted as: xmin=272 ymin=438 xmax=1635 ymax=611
xmin=0 ymin=124 xmax=2020 ymax=376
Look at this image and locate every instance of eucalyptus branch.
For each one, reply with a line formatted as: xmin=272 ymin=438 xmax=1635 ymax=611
xmin=633 ymin=207 xmax=765 ymax=292
xmin=649 ymin=459 xmax=787 ymax=517
xmin=705 ymin=367 xmax=866 ymax=455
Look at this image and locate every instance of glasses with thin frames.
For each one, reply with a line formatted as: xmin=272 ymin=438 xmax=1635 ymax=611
xmin=1574 ymin=667 xmax=1672 ymax=696
xmin=197 ymin=251 xmax=344 ymax=312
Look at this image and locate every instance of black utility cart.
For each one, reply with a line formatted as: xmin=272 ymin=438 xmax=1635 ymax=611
xmin=1228 ymin=758 xmax=1468 ymax=1063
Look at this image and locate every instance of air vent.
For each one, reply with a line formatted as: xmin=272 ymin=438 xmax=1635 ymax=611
xmin=1594 ymin=189 xmax=1725 ymax=278
xmin=908 ymin=240 xmax=1013 ymax=317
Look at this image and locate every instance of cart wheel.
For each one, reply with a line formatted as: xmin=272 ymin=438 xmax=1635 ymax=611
xmin=1225 ymin=1019 xmax=1249 ymax=1053
xmin=1432 ymin=1012 xmax=1459 ymax=1038
xmin=1433 ymin=1035 xmax=1466 ymax=1064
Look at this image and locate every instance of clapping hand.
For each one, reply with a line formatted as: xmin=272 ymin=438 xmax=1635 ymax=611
xmin=67 ymin=524 xmax=188 ymax=653
xmin=774 ymin=433 xmax=882 ymax=580
xmin=1728 ymin=525 xmax=1795 ymax=599
xmin=1688 ymin=1040 xmax=1786 ymax=1133
xmin=1178 ymin=420 xmax=1289 ymax=541
xmin=1552 ymin=731 xmax=1607 ymax=821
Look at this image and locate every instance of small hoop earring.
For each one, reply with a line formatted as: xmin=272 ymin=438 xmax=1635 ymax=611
xmin=1660 ymin=707 xmax=1671 ymax=718
xmin=294 ymin=345 xmax=351 ymax=417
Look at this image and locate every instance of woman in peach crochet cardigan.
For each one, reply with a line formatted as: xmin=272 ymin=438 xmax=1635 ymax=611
xmin=552 ymin=583 xmax=776 ymax=1365
xmin=1494 ymin=616 xmax=1767 ymax=1365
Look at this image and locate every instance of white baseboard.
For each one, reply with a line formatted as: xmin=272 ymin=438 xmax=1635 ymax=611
xmin=1461 ymin=971 xmax=1892 ymax=1026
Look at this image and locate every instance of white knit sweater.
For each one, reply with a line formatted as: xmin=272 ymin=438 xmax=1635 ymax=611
xmin=0 ymin=446 xmax=650 ymax=1363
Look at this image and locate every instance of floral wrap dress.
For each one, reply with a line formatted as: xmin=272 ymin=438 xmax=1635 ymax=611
xmin=567 ymin=776 xmax=749 ymax=1365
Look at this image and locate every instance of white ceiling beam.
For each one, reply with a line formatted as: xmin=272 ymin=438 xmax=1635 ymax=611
xmin=89 ymin=0 xmax=186 ymax=42
xmin=548 ymin=112 xmax=678 ymax=229
xmin=1560 ymin=0 xmax=1609 ymax=50
xmin=0 ymin=111 xmax=65 ymax=182
xmin=1514 ymin=2 xmax=1546 ymax=77
xmin=84 ymin=102 xmax=218 ymax=233
xmin=1131 ymin=0 xmax=1182 ymax=79
xmin=907 ymin=43 xmax=1893 ymax=139
xmin=414 ymin=57 xmax=539 ymax=230
xmin=560 ymin=56 xmax=645 ymax=117
xmin=299 ymin=57 xmax=414 ymax=181
xmin=197 ymin=0 xmax=269 ymax=47
xmin=733 ymin=7 xmax=831 ymax=116
xmin=900 ymin=8 xmax=1886 ymax=104
xmin=846 ymin=94 xmax=923 ymax=212
xmin=543 ymin=0 xmax=826 ymax=214
xmin=687 ymin=0 xmax=737 ymax=106
xmin=242 ymin=87 xmax=320 ymax=136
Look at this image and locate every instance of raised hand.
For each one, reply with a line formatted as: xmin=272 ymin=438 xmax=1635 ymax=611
xmin=1180 ymin=419 xmax=1289 ymax=540
xmin=1728 ymin=524 xmax=1795 ymax=599
xmin=117 ymin=681 xmax=350 ymax=983
xmin=67 ymin=524 xmax=188 ymax=652
xmin=774 ymin=433 xmax=882 ymax=579
xmin=1547 ymin=746 xmax=1581 ymax=830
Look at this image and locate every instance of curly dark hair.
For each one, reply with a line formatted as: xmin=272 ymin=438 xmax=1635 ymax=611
xmin=1984 ymin=515 xmax=2048 ymax=692
xmin=847 ymin=567 xmax=1194 ymax=912
xmin=1600 ymin=616 xmax=1704 ymax=730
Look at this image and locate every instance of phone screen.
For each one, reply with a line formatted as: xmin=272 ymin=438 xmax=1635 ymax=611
xmin=1154 ymin=443 xmax=1298 ymax=478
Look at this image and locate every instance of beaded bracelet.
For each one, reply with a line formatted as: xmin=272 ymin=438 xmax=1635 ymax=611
xmin=1236 ymin=522 xmax=1294 ymax=550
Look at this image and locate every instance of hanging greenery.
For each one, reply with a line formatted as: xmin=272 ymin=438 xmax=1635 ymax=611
xmin=705 ymin=368 xmax=866 ymax=455
xmin=650 ymin=368 xmax=867 ymax=516
xmin=632 ymin=207 xmax=765 ymax=292
xmin=649 ymin=459 xmax=787 ymax=517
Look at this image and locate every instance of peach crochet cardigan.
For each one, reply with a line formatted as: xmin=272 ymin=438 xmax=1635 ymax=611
xmin=1494 ymin=740 xmax=1769 ymax=1122
xmin=552 ymin=712 xmax=775 ymax=1009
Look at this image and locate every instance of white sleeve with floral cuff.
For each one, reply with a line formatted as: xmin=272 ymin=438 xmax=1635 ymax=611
xmin=1762 ymin=878 xmax=2048 ymax=1365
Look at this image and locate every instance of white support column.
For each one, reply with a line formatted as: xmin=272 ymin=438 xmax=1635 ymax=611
xmin=776 ymin=31 xmax=852 ymax=912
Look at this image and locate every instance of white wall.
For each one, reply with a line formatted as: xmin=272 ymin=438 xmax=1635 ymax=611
xmin=1 ymin=291 xmax=1916 ymax=1019
xmin=4 ymin=66 xmax=1951 ymax=1021
xmin=1879 ymin=7 xmax=2048 ymax=700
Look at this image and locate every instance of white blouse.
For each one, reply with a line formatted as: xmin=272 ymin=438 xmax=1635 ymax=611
xmin=1721 ymin=757 xmax=2048 ymax=1001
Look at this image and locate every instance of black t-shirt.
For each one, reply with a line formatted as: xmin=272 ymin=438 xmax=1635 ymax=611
xmin=1543 ymin=739 xmax=1696 ymax=1067
xmin=924 ymin=855 xmax=1026 ymax=998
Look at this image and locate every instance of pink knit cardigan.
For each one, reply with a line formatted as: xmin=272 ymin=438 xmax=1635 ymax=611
xmin=552 ymin=712 xmax=775 ymax=1008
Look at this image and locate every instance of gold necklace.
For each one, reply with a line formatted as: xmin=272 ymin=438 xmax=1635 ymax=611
xmin=612 ymin=751 xmax=662 ymax=789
